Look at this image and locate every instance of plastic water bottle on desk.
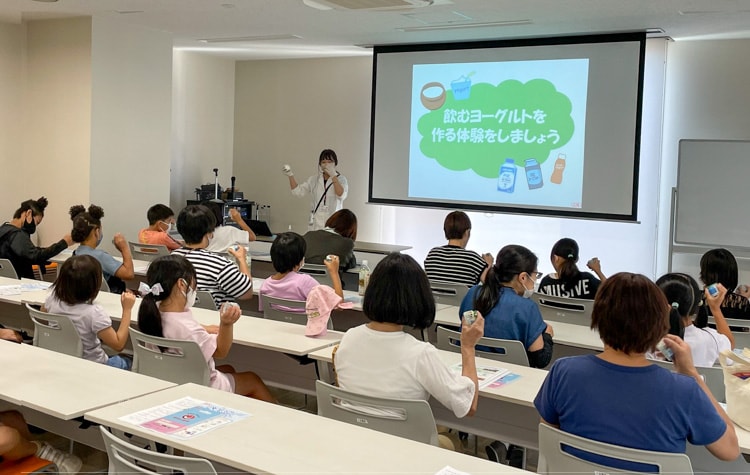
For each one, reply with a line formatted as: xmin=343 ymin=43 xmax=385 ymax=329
xmin=358 ymin=260 xmax=370 ymax=296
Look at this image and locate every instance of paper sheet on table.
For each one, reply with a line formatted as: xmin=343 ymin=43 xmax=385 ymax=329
xmin=451 ymin=363 xmax=509 ymax=389
xmin=434 ymin=466 xmax=470 ymax=475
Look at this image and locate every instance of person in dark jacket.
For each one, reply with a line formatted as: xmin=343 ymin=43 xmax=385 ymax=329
xmin=0 ymin=197 xmax=72 ymax=279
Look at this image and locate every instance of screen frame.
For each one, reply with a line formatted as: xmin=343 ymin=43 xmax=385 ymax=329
xmin=367 ymin=31 xmax=646 ymax=222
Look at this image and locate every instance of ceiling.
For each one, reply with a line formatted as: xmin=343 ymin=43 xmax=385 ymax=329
xmin=2 ymin=0 xmax=750 ymax=60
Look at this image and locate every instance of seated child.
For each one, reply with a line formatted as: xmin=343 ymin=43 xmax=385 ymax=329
xmin=259 ymin=232 xmax=342 ymax=312
xmin=43 ymin=255 xmax=134 ymax=369
xmin=537 ymin=237 xmax=606 ymax=299
xmin=137 ymin=255 xmax=275 ymax=402
xmin=138 ymin=204 xmax=182 ymax=251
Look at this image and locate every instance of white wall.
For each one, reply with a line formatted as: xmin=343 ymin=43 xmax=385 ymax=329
xmin=171 ymin=51 xmax=236 ymax=210
xmin=22 ymin=18 xmax=92 ymax=246
xmin=90 ymin=17 xmax=173 ymax=252
xmin=233 ymin=41 xmax=668 ymax=278
xmin=658 ymin=39 xmax=750 ymax=283
xmin=0 ymin=22 xmax=26 ymax=223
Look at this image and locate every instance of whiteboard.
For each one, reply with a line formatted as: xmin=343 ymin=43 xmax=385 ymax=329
xmin=675 ymin=139 xmax=750 ymax=248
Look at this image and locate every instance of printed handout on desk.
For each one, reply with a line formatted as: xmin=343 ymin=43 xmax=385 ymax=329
xmin=119 ymin=396 xmax=249 ymax=440
xmin=0 ymin=285 xmax=22 ymax=296
xmin=21 ymin=281 xmax=52 ymax=291
xmin=450 ymin=363 xmax=510 ymax=389
xmin=434 ymin=466 xmax=470 ymax=475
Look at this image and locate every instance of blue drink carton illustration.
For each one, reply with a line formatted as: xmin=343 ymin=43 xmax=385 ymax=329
xmin=524 ymin=158 xmax=544 ymax=190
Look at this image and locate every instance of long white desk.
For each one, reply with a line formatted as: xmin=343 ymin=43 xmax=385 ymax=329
xmin=86 ymin=383 xmax=526 ymax=475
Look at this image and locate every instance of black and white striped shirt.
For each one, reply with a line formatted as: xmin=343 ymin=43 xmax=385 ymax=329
xmin=172 ymin=248 xmax=252 ymax=307
xmin=424 ymin=245 xmax=487 ymax=286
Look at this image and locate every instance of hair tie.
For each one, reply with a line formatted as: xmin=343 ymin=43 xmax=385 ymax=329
xmin=671 ymin=302 xmax=679 ymax=310
xmin=567 ymin=253 xmax=575 ymax=259
xmin=138 ymin=282 xmax=163 ymax=297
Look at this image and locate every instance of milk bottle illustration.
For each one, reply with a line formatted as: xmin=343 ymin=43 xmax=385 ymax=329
xmin=497 ymin=158 xmax=517 ymax=193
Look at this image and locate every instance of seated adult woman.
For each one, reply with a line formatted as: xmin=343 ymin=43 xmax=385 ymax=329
xmin=535 ymin=273 xmax=739 ymax=469
xmin=459 ymin=244 xmax=554 ymax=368
xmin=537 ymin=237 xmax=606 ymax=299
xmin=697 ymin=248 xmax=750 ymax=321
xmin=303 ymin=209 xmax=357 ymax=271
xmin=424 ymin=211 xmax=492 ymax=286
xmin=138 ymin=203 xmax=181 ymax=251
xmin=656 ymin=273 xmax=733 ymax=367
xmin=335 ymin=253 xmax=485 ymax=423
xmin=69 ymin=204 xmax=134 ymax=293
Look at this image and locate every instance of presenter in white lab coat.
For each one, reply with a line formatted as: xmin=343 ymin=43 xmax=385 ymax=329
xmin=283 ymin=149 xmax=349 ymax=231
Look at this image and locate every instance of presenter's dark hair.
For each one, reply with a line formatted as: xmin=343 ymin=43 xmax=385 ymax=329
xmin=474 ymin=245 xmax=537 ymax=317
xmin=699 ymin=248 xmax=738 ymax=291
xmin=69 ymin=204 xmax=104 ymax=243
xmin=443 ymin=211 xmax=471 ymax=240
xmin=318 ymin=149 xmax=338 ymax=166
xmin=146 ymin=204 xmax=175 ymax=225
xmin=325 ymin=209 xmax=357 ymax=240
xmin=592 ymin=272 xmax=669 ymax=354
xmin=270 ymin=232 xmax=306 ymax=273
xmin=138 ymin=255 xmax=196 ymax=338
xmin=362 ymin=253 xmax=435 ymax=329
xmin=54 ymin=255 xmax=102 ymax=305
xmin=13 ymin=197 xmax=49 ymax=219
xmin=177 ymin=205 xmax=216 ymax=245
xmin=551 ymin=238 xmax=582 ymax=293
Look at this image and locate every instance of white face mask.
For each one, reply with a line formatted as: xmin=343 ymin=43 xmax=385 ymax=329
xmin=522 ymin=273 xmax=535 ymax=299
xmin=160 ymin=221 xmax=172 ymax=233
xmin=181 ymin=279 xmax=197 ymax=309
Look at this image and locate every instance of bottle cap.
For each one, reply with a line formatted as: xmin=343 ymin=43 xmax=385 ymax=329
xmin=362 ymin=260 xmax=369 ymax=267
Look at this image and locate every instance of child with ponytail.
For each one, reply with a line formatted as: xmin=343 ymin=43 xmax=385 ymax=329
xmin=538 ymin=238 xmax=606 ymax=300
xmin=137 ymin=255 xmax=275 ymax=402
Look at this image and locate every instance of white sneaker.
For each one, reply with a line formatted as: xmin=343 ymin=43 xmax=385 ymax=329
xmin=34 ymin=441 xmax=83 ymax=474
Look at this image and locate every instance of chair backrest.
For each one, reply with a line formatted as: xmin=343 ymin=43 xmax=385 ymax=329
xmin=708 ymin=316 xmax=750 ymax=349
xmin=100 ymin=276 xmax=111 ymax=293
xmin=298 ymin=264 xmax=333 ymax=287
xmin=531 ymin=292 xmax=594 ymax=326
xmin=649 ymin=358 xmax=726 ymax=403
xmin=100 ymin=426 xmax=217 ymax=475
xmin=315 ymin=380 xmax=439 ymax=446
xmin=128 ymin=241 xmax=170 ymax=262
xmin=429 ymin=280 xmax=469 ymax=306
xmin=0 ymin=258 xmax=19 ymax=279
xmin=537 ymin=423 xmax=693 ymax=475
xmin=129 ymin=327 xmax=210 ymax=386
xmin=194 ymin=290 xmax=218 ymax=310
xmin=436 ymin=326 xmax=529 ymax=366
xmin=260 ymin=293 xmax=334 ymax=330
xmin=26 ymin=303 xmax=83 ymax=358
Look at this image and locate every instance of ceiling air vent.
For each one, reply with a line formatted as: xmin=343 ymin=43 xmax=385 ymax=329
xmin=303 ymin=0 xmax=434 ymax=11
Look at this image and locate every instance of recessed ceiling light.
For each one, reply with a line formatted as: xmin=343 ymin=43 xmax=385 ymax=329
xmin=396 ymin=19 xmax=531 ymax=32
xmin=31 ymin=0 xmax=59 ymax=2
xmin=198 ymin=34 xmax=302 ymax=43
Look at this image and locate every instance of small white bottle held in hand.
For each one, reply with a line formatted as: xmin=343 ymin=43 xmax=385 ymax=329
xmin=358 ymin=260 xmax=370 ymax=296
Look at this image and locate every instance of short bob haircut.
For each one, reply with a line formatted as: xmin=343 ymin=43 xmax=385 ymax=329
xmin=270 ymin=232 xmax=306 ymax=274
xmin=443 ymin=211 xmax=471 ymax=240
xmin=325 ymin=209 xmax=357 ymax=241
xmin=699 ymin=248 xmax=738 ymax=291
xmin=146 ymin=204 xmax=175 ymax=225
xmin=362 ymin=253 xmax=435 ymax=329
xmin=318 ymin=149 xmax=338 ymax=166
xmin=53 ymin=255 xmax=102 ymax=305
xmin=591 ymin=272 xmax=669 ymax=354
xmin=177 ymin=205 xmax=216 ymax=245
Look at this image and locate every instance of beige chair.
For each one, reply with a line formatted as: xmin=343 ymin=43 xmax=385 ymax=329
xmin=436 ymin=326 xmax=529 ymax=366
xmin=708 ymin=316 xmax=750 ymax=349
xmin=260 ymin=293 xmax=333 ymax=330
xmin=538 ymin=423 xmax=693 ymax=475
xmin=298 ymin=264 xmax=333 ymax=287
xmin=26 ymin=303 xmax=83 ymax=358
xmin=100 ymin=426 xmax=217 ymax=475
xmin=129 ymin=327 xmax=210 ymax=386
xmin=531 ymin=292 xmax=594 ymax=326
xmin=128 ymin=241 xmax=170 ymax=262
xmin=0 ymin=258 xmax=19 ymax=279
xmin=429 ymin=280 xmax=470 ymax=306
xmin=194 ymin=290 xmax=217 ymax=310
xmin=316 ymin=380 xmax=439 ymax=446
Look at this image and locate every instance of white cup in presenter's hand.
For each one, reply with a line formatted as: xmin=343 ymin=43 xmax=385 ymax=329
xmin=282 ymin=164 xmax=293 ymax=176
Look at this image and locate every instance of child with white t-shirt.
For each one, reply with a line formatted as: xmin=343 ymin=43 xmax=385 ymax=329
xmin=137 ymin=255 xmax=275 ymax=402
xmin=43 ymin=254 xmax=134 ymax=369
xmin=656 ymin=273 xmax=733 ymax=367
xmin=259 ymin=232 xmax=341 ymax=312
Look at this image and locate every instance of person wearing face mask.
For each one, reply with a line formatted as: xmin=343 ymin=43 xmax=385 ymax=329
xmin=171 ymin=205 xmax=253 ymax=308
xmin=137 ymin=255 xmax=276 ymax=402
xmin=283 ymin=149 xmax=349 ymax=231
xmin=200 ymin=200 xmax=256 ymax=253
xmin=138 ymin=204 xmax=182 ymax=251
xmin=69 ymin=204 xmax=134 ymax=294
xmin=0 ymin=197 xmax=73 ymax=279
xmin=459 ymin=244 xmax=554 ymax=369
